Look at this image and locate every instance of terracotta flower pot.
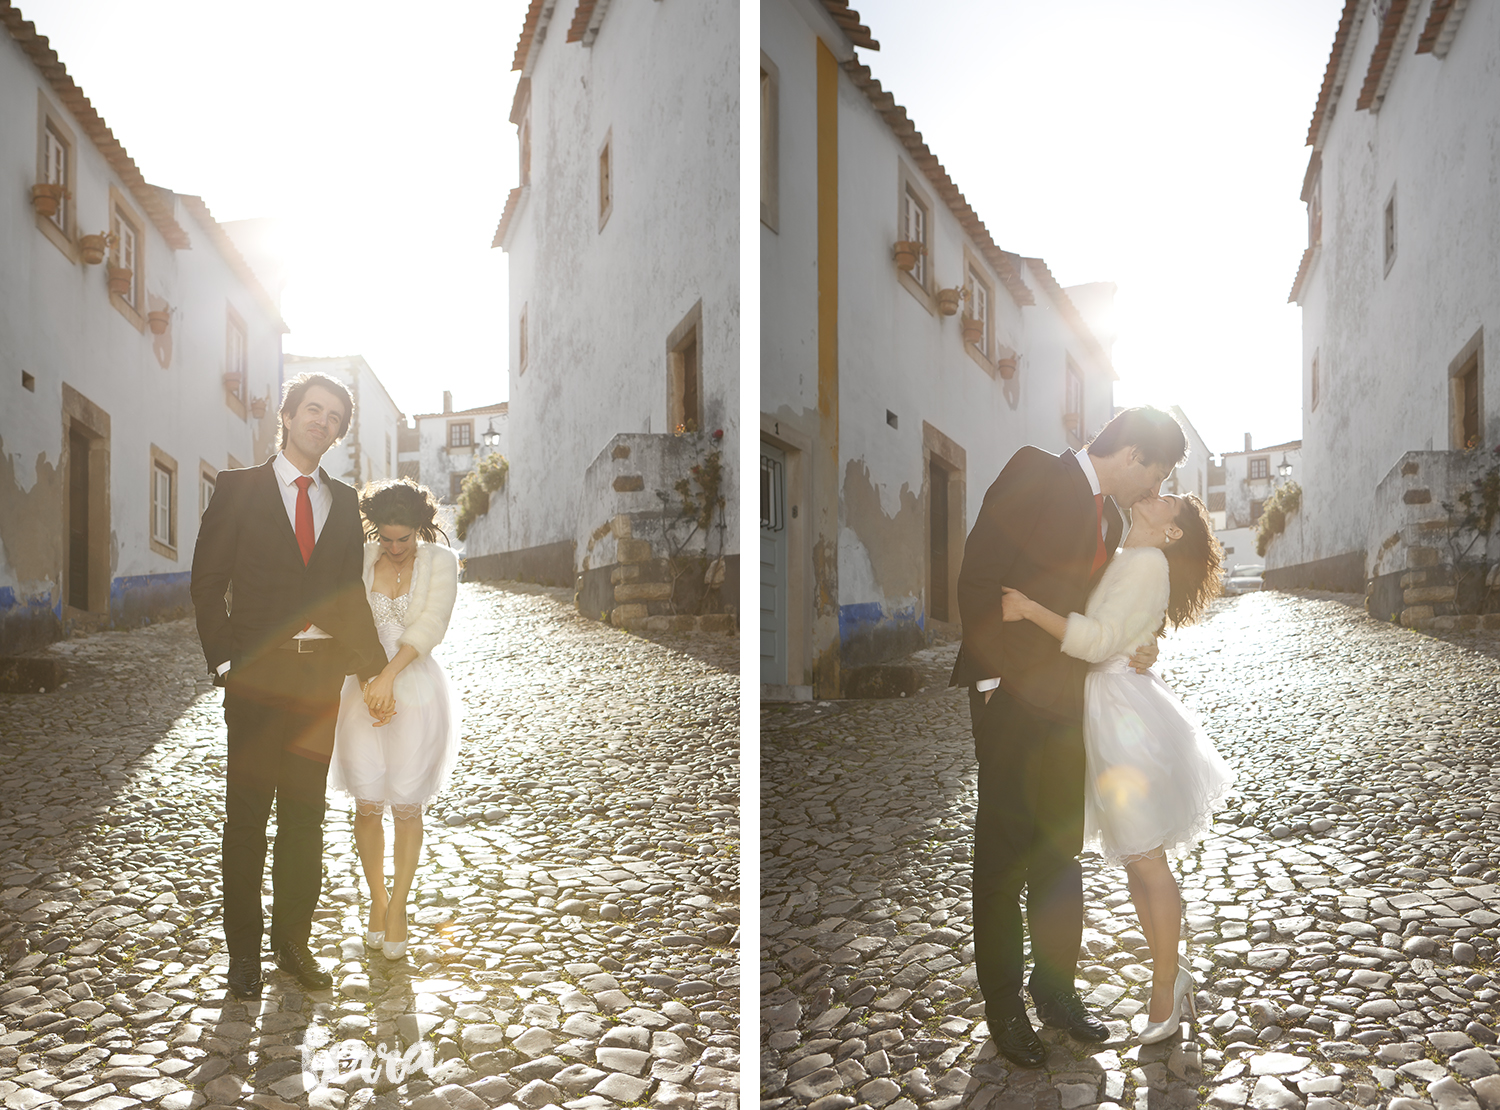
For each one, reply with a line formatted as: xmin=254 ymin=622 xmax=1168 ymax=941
xmin=997 ymin=357 xmax=1018 ymax=380
xmin=147 ymin=310 xmax=170 ymax=335
xmin=893 ymin=241 xmax=923 ymax=272
xmin=222 ymin=371 xmax=243 ymax=393
xmin=250 ymin=398 xmax=267 ymax=418
xmin=31 ymin=183 xmax=63 ymax=218
xmin=106 ymin=265 xmax=133 ymax=296
xmin=79 ymin=235 xmax=107 ymax=265
xmin=961 ymin=316 xmax=984 ymax=345
xmin=937 ymin=288 xmax=961 ymax=316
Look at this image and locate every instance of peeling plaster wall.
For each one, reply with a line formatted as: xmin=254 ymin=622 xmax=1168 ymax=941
xmin=1298 ymin=0 xmax=1500 ymax=573
xmin=502 ymin=0 xmax=739 ymax=577
xmin=0 ymin=32 xmax=281 ymax=651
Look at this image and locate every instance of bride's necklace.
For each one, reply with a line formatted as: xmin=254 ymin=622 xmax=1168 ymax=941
xmin=389 ymin=551 xmax=415 ymax=587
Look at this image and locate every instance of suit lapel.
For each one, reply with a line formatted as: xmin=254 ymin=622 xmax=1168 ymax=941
xmin=305 ymin=469 xmax=343 ymax=571
xmin=257 ymin=459 xmax=305 ymax=567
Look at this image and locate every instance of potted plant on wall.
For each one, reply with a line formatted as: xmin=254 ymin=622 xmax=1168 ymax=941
xmin=106 ymin=264 xmax=132 ymax=296
xmin=996 ymin=356 xmax=1018 ymax=380
xmin=937 ymin=288 xmax=961 ymax=316
xmin=222 ymin=371 xmax=243 ymax=394
xmin=147 ymin=308 xmax=170 ymax=334
xmin=960 ymin=314 xmax=984 ymax=345
xmin=79 ymin=232 xmax=109 ymax=265
xmin=893 ymin=241 xmax=925 ymax=272
xmin=31 ymin=183 xmax=64 ymax=218
xmin=249 ymin=396 xmax=267 ymax=418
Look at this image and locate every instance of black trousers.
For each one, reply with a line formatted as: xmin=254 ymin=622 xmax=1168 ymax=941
xmin=970 ymin=685 xmax=1086 ymax=1017
xmin=221 ymin=650 xmax=343 ymax=961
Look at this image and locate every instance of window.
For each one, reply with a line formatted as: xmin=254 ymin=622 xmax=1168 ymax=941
xmin=761 ymin=53 xmax=780 ymax=232
xmin=199 ymin=463 xmax=217 ymax=519
xmin=449 ymin=472 xmax=469 ymax=501
xmin=1064 ymin=361 xmax=1085 ymax=441
xmin=519 ymin=305 xmax=529 ymax=375
xmin=1307 ymin=171 xmax=1322 ymax=249
xmin=904 ymin=185 xmax=929 ymax=288
xmin=667 ymin=301 xmax=703 ymax=432
xmin=149 ymin=446 xmax=178 ymax=559
xmin=1250 ymin=499 xmax=1265 ymax=525
xmin=385 ymin=433 xmax=392 ymax=474
xmin=1383 ymin=188 xmax=1397 ymax=274
xmin=1310 ymin=349 xmax=1320 ymax=412
xmin=225 ymin=306 xmax=248 ymax=416
xmin=965 ymin=262 xmax=993 ymax=361
xmin=449 ymin=421 xmax=473 ymax=449
xmin=598 ymin=131 xmax=613 ymax=231
xmin=35 ymin=99 xmax=76 ymax=258
xmin=1450 ymin=334 xmax=1484 ymax=449
xmin=108 ymin=187 xmax=145 ymax=328
xmin=1249 ymin=456 xmax=1270 ymax=480
xmin=518 ymin=105 xmax=531 ymax=187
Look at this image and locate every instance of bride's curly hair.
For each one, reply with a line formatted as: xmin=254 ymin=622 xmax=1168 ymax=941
xmin=359 ymin=478 xmax=448 ymax=544
xmin=1162 ymin=493 xmax=1222 ymax=628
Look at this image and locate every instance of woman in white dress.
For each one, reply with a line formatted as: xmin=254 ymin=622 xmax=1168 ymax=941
xmin=1000 ymin=492 xmax=1232 ymax=1045
xmin=331 ymin=479 xmax=461 ymax=959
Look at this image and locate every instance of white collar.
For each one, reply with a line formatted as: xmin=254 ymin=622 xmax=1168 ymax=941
xmin=273 ymin=451 xmax=322 ymax=489
xmin=1074 ymin=449 xmax=1102 ymax=497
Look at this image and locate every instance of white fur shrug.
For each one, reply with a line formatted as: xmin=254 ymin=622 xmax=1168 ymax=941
xmin=361 ymin=541 xmax=459 ymax=656
xmin=1059 ymin=546 xmax=1170 ymax=663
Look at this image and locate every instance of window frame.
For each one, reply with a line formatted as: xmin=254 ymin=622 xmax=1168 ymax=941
xmin=149 ymin=444 xmax=179 ymax=560
xmin=449 ymin=471 xmax=469 ymax=502
xmin=34 ymin=96 xmax=77 ymax=261
xmin=1383 ymin=185 xmax=1397 ymax=276
xmin=961 ymin=247 xmax=998 ymax=374
xmin=598 ymin=129 xmax=613 ymax=232
xmin=1310 ymin=349 xmax=1321 ymax=412
xmin=896 ymin=163 xmax=935 ymax=312
xmin=667 ymin=300 xmax=704 ymax=433
xmin=199 ymin=461 xmax=218 ymax=520
xmin=1449 ymin=330 xmax=1484 ymax=450
xmin=761 ymin=52 xmax=780 ymax=232
xmin=1064 ymin=359 xmax=1085 ymax=447
xmin=448 ymin=420 xmax=474 ymax=450
xmin=224 ymin=304 xmax=249 ymax=419
xmin=107 ymin=186 xmax=146 ymax=331
xmin=1249 ymin=456 xmax=1270 ymax=480
xmin=518 ymin=304 xmax=529 ymax=375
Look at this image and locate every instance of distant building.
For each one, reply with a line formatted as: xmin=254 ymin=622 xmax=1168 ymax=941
xmin=760 ymin=0 xmax=1118 ymax=698
xmin=401 ymin=392 xmax=508 ymax=504
xmin=1167 ymin=406 xmax=1212 ymax=503
xmin=1219 ymin=436 xmax=1301 ymax=573
xmin=281 ymin=354 xmax=402 ymax=491
xmin=0 ymin=5 xmax=285 ymax=652
xmin=1284 ymin=0 xmax=1494 ymax=595
xmin=471 ymin=0 xmax=738 ymax=632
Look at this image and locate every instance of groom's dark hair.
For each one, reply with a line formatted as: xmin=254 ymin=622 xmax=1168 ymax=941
xmin=1086 ymin=406 xmax=1187 ymax=468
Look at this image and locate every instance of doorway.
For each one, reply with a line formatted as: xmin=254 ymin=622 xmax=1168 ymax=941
xmin=760 ymin=442 xmax=788 ymax=686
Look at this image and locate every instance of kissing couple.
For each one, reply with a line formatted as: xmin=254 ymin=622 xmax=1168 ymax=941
xmin=191 ymin=371 xmax=461 ymax=1001
xmin=951 ymin=405 xmax=1236 ymax=1066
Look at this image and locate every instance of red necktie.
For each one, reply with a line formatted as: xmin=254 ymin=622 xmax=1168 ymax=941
xmin=1091 ymin=493 xmax=1108 ymax=575
xmin=294 ymin=475 xmax=315 ymax=565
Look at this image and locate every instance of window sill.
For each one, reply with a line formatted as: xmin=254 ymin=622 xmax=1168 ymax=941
xmin=36 ymin=211 xmax=78 ymax=263
xmin=897 ymin=269 xmax=935 ymax=315
xmin=110 ymin=292 xmax=145 ymax=334
xmin=149 ymin=538 xmax=178 ymax=561
xmin=224 ymin=390 xmax=247 ymax=421
xmin=964 ymin=342 xmax=997 ymax=377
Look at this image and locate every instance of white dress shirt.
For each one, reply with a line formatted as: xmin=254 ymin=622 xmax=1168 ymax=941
xmin=976 ymin=449 xmax=1107 ymax=693
xmin=272 ymin=452 xmax=334 ymax=640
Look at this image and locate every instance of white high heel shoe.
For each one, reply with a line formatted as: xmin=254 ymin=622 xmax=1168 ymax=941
xmin=364 ymin=896 xmax=387 ymax=947
xmin=382 ymin=905 xmax=407 ymax=959
xmin=1139 ymin=964 xmax=1195 ymax=1045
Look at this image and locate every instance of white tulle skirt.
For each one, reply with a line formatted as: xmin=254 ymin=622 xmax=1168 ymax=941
xmin=1082 ymin=656 xmax=1235 ymax=865
xmin=329 ymin=643 xmax=461 ymax=809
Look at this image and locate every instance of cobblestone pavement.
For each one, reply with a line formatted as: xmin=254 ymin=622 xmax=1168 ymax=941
xmin=762 ymin=590 xmax=1500 ymax=1110
xmin=0 ymin=582 xmax=738 ymax=1110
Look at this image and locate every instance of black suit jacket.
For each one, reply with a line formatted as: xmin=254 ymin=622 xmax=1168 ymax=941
xmin=190 ymin=458 xmax=384 ymax=683
xmin=949 ymin=447 xmax=1124 ymax=721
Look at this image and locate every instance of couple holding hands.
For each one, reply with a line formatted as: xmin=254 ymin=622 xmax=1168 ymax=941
xmin=190 ymin=372 xmax=461 ymax=1000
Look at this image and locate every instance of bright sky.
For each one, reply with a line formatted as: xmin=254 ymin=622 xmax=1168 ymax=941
xmin=20 ymin=0 xmax=529 ymax=418
xmin=850 ymin=0 xmax=1344 ymax=459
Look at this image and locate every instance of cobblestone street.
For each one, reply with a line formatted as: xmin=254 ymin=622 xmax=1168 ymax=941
xmin=0 ymin=582 xmax=738 ymax=1110
xmin=762 ymin=590 xmax=1500 ymax=1110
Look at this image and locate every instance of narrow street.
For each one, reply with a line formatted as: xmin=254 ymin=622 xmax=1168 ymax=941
xmin=0 ymin=582 xmax=738 ymax=1110
xmin=763 ymin=590 xmax=1500 ymax=1110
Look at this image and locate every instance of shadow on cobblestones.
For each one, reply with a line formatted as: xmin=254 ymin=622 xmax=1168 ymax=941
xmin=0 ymin=581 xmax=739 ymax=1110
xmin=765 ymin=590 xmax=1500 ymax=1110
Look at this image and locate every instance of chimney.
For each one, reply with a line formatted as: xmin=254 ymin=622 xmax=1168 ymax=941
xmin=443 ymin=391 xmax=452 ymax=414
xmin=1244 ymin=433 xmax=1252 ymax=452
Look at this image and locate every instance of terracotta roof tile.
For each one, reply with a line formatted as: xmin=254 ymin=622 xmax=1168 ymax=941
xmin=177 ymin=196 xmax=286 ymax=332
xmin=1415 ymin=0 xmax=1467 ymax=55
xmin=566 ymin=0 xmax=597 ymax=43
xmin=1021 ymin=258 xmax=1116 ymax=379
xmin=511 ymin=0 xmax=548 ymax=71
xmin=1305 ymin=0 xmax=1362 ymax=146
xmin=491 ymin=186 xmax=525 ymax=250
xmin=1355 ymin=0 xmax=1413 ymax=110
xmin=817 ymin=1 xmax=878 ymax=50
xmin=1288 ymin=246 xmax=1316 ymax=304
xmin=1 ymin=1 xmax=190 ymax=249
xmin=841 ymin=60 xmax=1032 ymax=310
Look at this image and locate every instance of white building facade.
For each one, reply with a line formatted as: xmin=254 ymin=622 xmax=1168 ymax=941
xmin=408 ymin=395 xmax=509 ymax=504
xmin=282 ymin=354 xmax=402 ymax=492
xmin=0 ymin=7 xmax=285 ymax=653
xmin=1217 ymin=437 xmax=1301 ymax=574
xmin=761 ymin=0 xmax=1118 ymax=698
xmin=1286 ymin=0 xmax=1497 ymax=593
xmin=475 ymin=0 xmax=739 ymax=620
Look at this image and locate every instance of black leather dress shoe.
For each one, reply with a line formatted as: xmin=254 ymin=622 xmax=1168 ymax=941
xmin=1033 ymin=991 xmax=1110 ymax=1042
xmin=989 ymin=1011 xmax=1047 ymax=1068
xmin=272 ymin=941 xmax=333 ymax=990
xmin=226 ymin=957 xmax=262 ymax=1000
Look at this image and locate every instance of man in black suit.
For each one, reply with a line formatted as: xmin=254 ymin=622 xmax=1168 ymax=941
xmin=191 ymin=372 xmax=386 ymax=1000
xmin=951 ymin=407 xmax=1187 ymax=1066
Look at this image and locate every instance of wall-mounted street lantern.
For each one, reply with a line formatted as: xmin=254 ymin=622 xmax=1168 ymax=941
xmin=482 ymin=420 xmax=501 ymax=448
